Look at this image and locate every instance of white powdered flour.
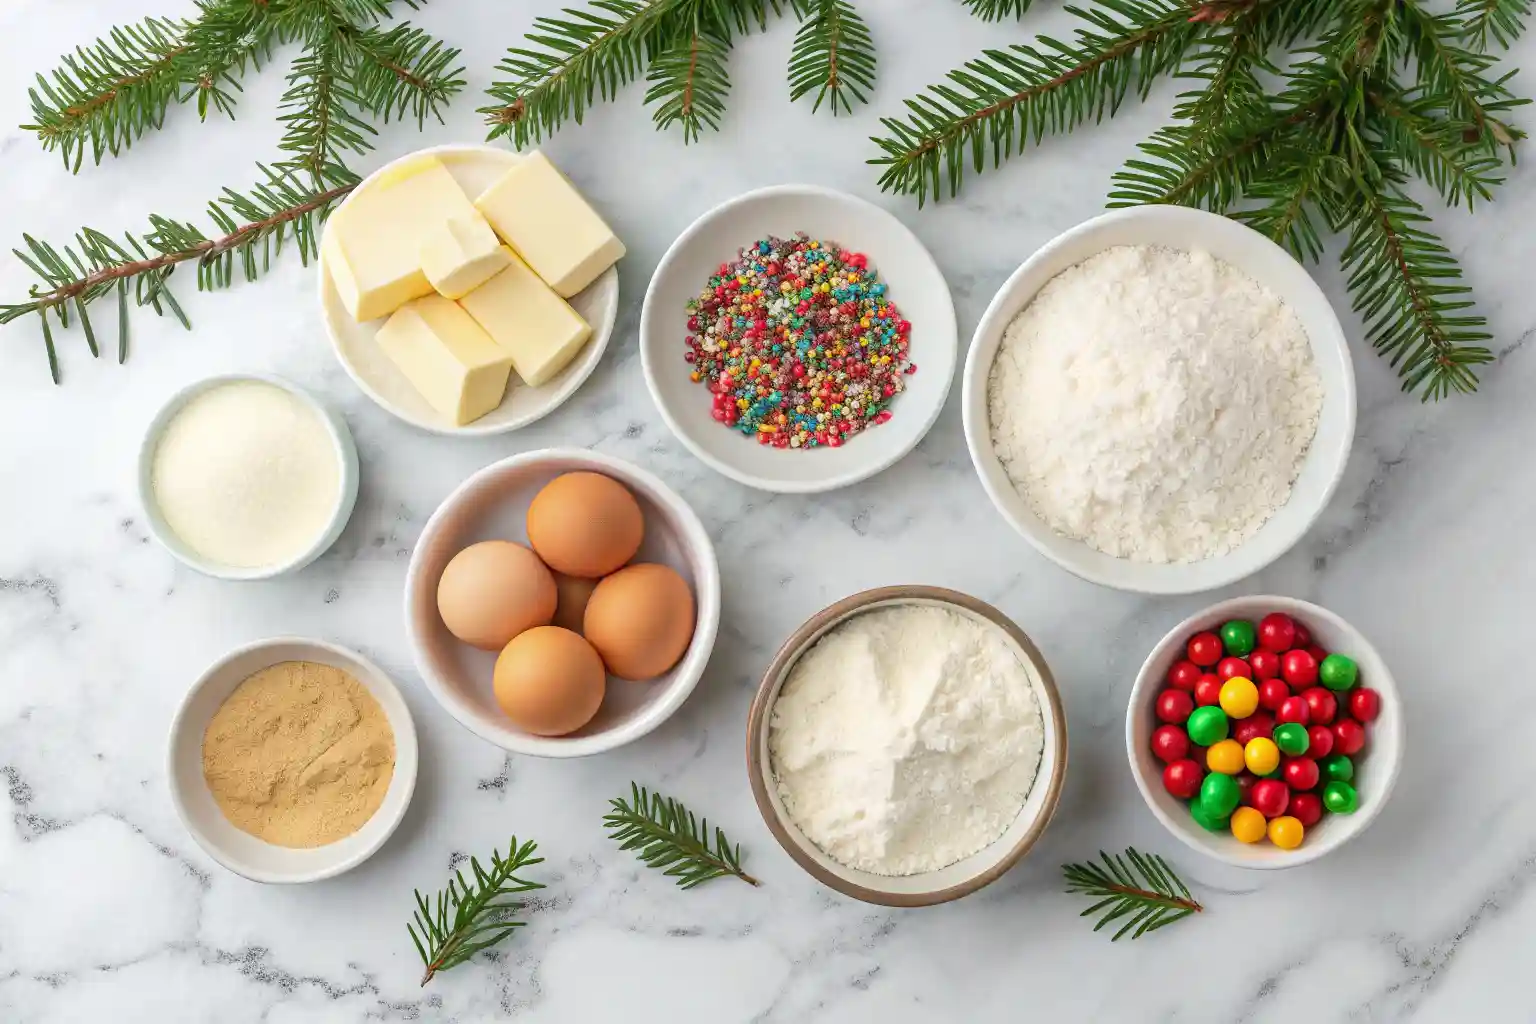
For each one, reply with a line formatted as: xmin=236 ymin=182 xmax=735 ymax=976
xmin=988 ymin=245 xmax=1323 ymax=563
xmin=768 ymin=605 xmax=1044 ymax=876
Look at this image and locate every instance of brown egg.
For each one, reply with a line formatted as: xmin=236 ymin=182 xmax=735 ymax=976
xmin=526 ymin=472 xmax=643 ymax=578
xmin=551 ymin=574 xmax=597 ymax=634
xmin=436 ymin=541 xmax=556 ymax=650
xmin=582 ymin=563 xmax=695 ymax=681
xmin=493 ymin=626 xmax=606 ymax=736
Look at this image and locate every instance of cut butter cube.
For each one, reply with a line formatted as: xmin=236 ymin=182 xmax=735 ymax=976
xmin=474 ymin=151 xmax=625 ymax=298
xmin=323 ymin=155 xmax=479 ymax=322
xmin=459 ymin=248 xmax=592 ymax=388
xmin=376 ymin=295 xmax=512 ymax=426
xmin=421 ymin=213 xmax=511 ymax=299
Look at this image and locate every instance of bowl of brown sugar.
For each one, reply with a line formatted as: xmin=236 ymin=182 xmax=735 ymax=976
xmin=167 ymin=637 xmax=419 ymax=883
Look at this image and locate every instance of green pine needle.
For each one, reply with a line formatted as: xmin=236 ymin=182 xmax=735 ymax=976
xmin=1063 ymin=848 xmax=1202 ymax=941
xmin=604 ymin=783 xmax=759 ymax=889
xmin=788 ymin=0 xmax=877 ymax=115
xmin=1457 ymin=0 xmax=1531 ymax=50
xmin=409 ymin=836 xmax=544 ymax=987
xmin=956 ymin=0 xmax=1034 ymax=20
xmin=645 ymin=10 xmax=733 ymax=142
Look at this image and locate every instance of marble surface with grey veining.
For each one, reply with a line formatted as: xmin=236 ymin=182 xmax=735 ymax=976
xmin=3 ymin=1 xmax=1535 ymax=1021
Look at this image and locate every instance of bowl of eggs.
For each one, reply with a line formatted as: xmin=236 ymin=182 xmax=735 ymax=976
xmin=404 ymin=449 xmax=720 ymax=756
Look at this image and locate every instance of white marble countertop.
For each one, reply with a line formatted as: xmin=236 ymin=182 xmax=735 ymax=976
xmin=3 ymin=1 xmax=1535 ymax=1021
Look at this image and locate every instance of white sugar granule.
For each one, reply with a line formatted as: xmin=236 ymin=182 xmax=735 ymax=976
xmin=768 ymin=605 xmax=1044 ymax=877
xmin=988 ymin=245 xmax=1324 ymax=563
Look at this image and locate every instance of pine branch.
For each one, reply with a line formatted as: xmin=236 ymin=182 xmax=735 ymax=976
xmin=788 ymin=0 xmax=876 ymax=115
xmin=1398 ymin=0 xmax=1525 ymax=149
xmin=409 ymin=837 xmax=544 ymax=987
xmin=957 ymin=0 xmax=1034 ymax=22
xmin=1457 ymin=0 xmax=1531 ymax=49
xmin=180 ymin=0 xmax=282 ymax=121
xmin=869 ymin=0 xmax=1198 ymax=205
xmin=277 ymin=13 xmax=378 ymax=181
xmin=644 ymin=9 xmax=733 ymax=142
xmin=604 ymin=783 xmax=759 ymax=889
xmin=1063 ymin=848 xmax=1202 ymax=941
xmin=1233 ymin=150 xmax=1343 ymax=263
xmin=1368 ymin=84 xmax=1504 ymax=209
xmin=345 ymin=22 xmax=467 ymax=127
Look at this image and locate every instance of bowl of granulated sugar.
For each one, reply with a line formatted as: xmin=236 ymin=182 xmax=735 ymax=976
xmin=747 ymin=586 xmax=1067 ymax=906
xmin=962 ymin=205 xmax=1356 ymax=595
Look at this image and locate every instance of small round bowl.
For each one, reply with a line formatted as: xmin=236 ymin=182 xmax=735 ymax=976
xmin=319 ymin=143 xmax=619 ymax=437
xmin=962 ymin=206 xmax=1356 ymax=594
xmin=747 ymin=586 xmax=1067 ymax=906
xmin=404 ymin=448 xmax=720 ymax=757
xmin=640 ymin=184 xmax=957 ymax=494
xmin=1127 ymin=596 xmax=1403 ymax=869
xmin=167 ymin=637 xmax=419 ymax=883
xmin=138 ymin=374 xmax=359 ymax=581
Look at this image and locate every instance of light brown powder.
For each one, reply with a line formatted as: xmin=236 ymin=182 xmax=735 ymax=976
xmin=202 ymin=660 xmax=395 ymax=848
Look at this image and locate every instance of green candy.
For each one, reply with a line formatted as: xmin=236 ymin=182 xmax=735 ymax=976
xmin=1190 ymin=798 xmax=1230 ymax=832
xmin=1186 ymin=706 xmax=1229 ymax=747
xmin=1319 ymin=754 xmax=1355 ymax=784
xmin=1273 ymin=722 xmax=1310 ymax=756
xmin=1322 ymin=780 xmax=1359 ymax=814
xmin=1220 ymin=619 xmax=1258 ymax=657
xmin=1200 ymin=772 xmax=1241 ymax=818
xmin=1319 ymin=654 xmax=1358 ymax=691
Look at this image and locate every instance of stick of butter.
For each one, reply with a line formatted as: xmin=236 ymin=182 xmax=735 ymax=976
xmin=474 ymin=152 xmax=625 ymax=298
xmin=376 ymin=295 xmax=513 ymax=426
xmin=459 ymin=248 xmax=592 ymax=388
xmin=421 ymin=213 xmax=511 ymax=300
xmin=323 ymin=156 xmax=480 ymax=322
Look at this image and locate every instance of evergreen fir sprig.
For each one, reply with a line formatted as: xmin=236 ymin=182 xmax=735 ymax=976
xmin=1062 ymin=848 xmax=1202 ymax=941
xmin=645 ymin=10 xmax=735 ymax=142
xmin=604 ymin=783 xmax=759 ymax=889
xmin=1458 ymin=0 xmax=1531 ymax=49
xmin=957 ymin=0 xmax=1035 ymax=20
xmin=788 ymin=0 xmax=877 ymax=115
xmin=409 ymin=837 xmax=544 ymax=987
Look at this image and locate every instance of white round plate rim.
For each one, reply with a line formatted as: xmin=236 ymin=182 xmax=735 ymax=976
xmin=403 ymin=447 xmax=722 ymax=758
xmin=640 ymin=183 xmax=956 ymax=494
xmin=318 ymin=143 xmax=619 ymax=437
xmin=961 ymin=205 xmax=1357 ymax=595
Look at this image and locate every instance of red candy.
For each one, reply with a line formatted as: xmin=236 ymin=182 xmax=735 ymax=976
xmin=1333 ymin=719 xmax=1367 ymax=757
xmin=1292 ymin=622 xmax=1312 ymax=648
xmin=1234 ymin=712 xmax=1275 ymax=747
xmin=1251 ymin=779 xmax=1290 ymax=818
xmin=1151 ymin=724 xmax=1190 ymax=763
xmin=1277 ymin=696 xmax=1311 ymax=726
xmin=1157 ymin=690 xmax=1194 ymax=724
xmin=1301 ymin=686 xmax=1338 ymax=725
xmin=1350 ymin=688 xmax=1382 ymax=723
xmin=1168 ymin=660 xmax=1202 ymax=691
xmin=1283 ymin=756 xmax=1320 ymax=791
xmin=1236 ymin=771 xmax=1258 ymax=806
xmin=1258 ymin=678 xmax=1291 ymax=712
xmin=1306 ymin=725 xmax=1335 ymax=759
xmin=1305 ymin=644 xmax=1330 ymax=664
xmin=1258 ymin=613 xmax=1296 ymax=653
xmin=1290 ymin=792 xmax=1323 ymax=828
xmin=1194 ymin=674 xmax=1223 ymax=707
xmin=1163 ymin=759 xmax=1203 ymax=799
xmin=1187 ymin=632 xmax=1224 ymax=667
xmin=1248 ymin=649 xmax=1281 ymax=680
xmin=1217 ymin=657 xmax=1251 ymax=681
xmin=1281 ymin=649 xmax=1319 ymax=687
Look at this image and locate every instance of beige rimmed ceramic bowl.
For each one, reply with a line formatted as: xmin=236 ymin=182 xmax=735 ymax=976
xmin=747 ymin=586 xmax=1067 ymax=906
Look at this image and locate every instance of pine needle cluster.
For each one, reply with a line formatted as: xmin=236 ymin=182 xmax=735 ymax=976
xmin=409 ymin=837 xmax=544 ymax=986
xmin=871 ymin=0 xmax=1529 ymax=400
xmin=604 ymin=783 xmax=759 ymax=888
xmin=1062 ymin=847 xmax=1203 ymax=940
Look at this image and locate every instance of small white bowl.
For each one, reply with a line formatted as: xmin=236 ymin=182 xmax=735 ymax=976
xmin=319 ymin=143 xmax=619 ymax=437
xmin=404 ymin=449 xmax=721 ymax=757
xmin=640 ymin=184 xmax=956 ymax=494
xmin=962 ymin=206 xmax=1356 ymax=594
xmin=167 ymin=637 xmax=419 ymax=883
xmin=1127 ymin=596 xmax=1403 ymax=869
xmin=747 ymin=586 xmax=1067 ymax=906
xmin=138 ymin=374 xmax=359 ymax=581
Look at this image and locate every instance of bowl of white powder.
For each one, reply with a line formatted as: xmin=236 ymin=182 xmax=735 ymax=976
xmin=748 ymin=586 xmax=1067 ymax=906
xmin=962 ymin=206 xmax=1356 ymax=594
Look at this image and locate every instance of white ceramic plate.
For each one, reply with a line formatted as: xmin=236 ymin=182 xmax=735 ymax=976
xmin=640 ymin=185 xmax=956 ymax=493
xmin=403 ymin=449 xmax=720 ymax=757
xmin=167 ymin=637 xmax=419 ymax=883
xmin=962 ymin=206 xmax=1357 ymax=594
xmin=1126 ymin=596 xmax=1403 ymax=869
xmin=319 ymin=144 xmax=620 ymax=436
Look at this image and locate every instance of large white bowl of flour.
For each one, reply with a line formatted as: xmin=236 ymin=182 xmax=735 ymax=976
xmin=963 ymin=206 xmax=1355 ymax=595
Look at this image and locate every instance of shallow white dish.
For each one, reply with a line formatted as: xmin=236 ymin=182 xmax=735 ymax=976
xmin=404 ymin=448 xmax=721 ymax=757
xmin=640 ymin=184 xmax=956 ymax=494
xmin=1127 ymin=596 xmax=1403 ymax=869
xmin=962 ymin=206 xmax=1357 ymax=594
xmin=138 ymin=373 xmax=359 ymax=581
xmin=319 ymin=143 xmax=620 ymax=436
xmin=167 ymin=637 xmax=419 ymax=884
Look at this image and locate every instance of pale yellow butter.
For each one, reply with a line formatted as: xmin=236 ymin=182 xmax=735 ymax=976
xmin=473 ymin=152 xmax=625 ymax=298
xmin=421 ymin=213 xmax=511 ymax=300
xmin=323 ymin=157 xmax=480 ymax=322
xmin=459 ymin=248 xmax=592 ymax=387
xmin=375 ymin=295 xmax=513 ymax=425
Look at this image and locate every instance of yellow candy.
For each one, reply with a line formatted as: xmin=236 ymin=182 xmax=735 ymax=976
xmin=1219 ymin=677 xmax=1259 ymax=719
xmin=1206 ymin=739 xmax=1245 ymax=775
xmin=1230 ymin=806 xmax=1266 ymax=844
xmin=1268 ymin=815 xmax=1305 ymax=850
xmin=1244 ymin=736 xmax=1280 ymax=775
